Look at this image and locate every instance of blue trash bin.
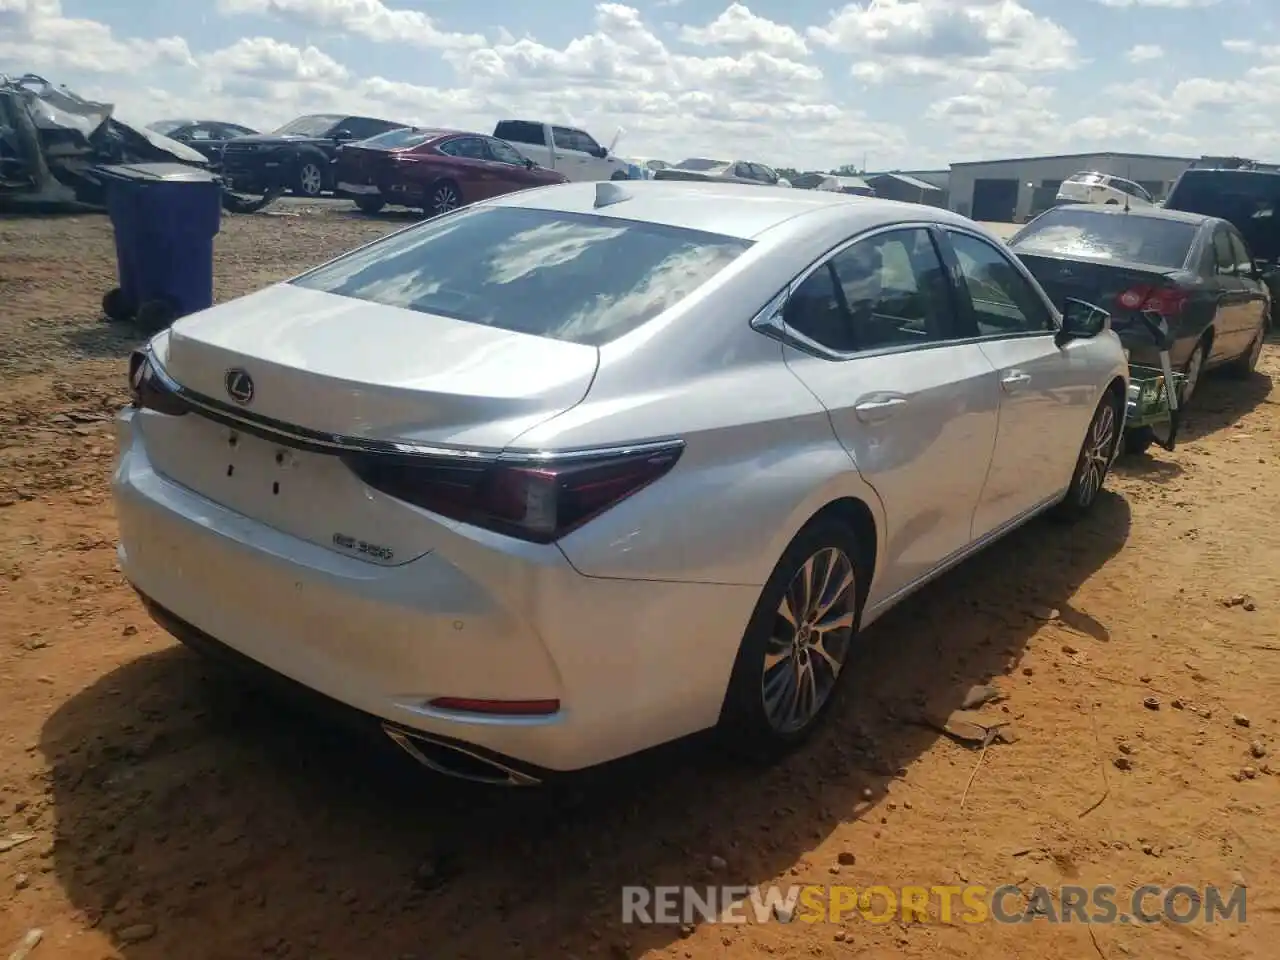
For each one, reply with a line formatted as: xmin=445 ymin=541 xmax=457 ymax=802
xmin=98 ymin=162 xmax=222 ymax=332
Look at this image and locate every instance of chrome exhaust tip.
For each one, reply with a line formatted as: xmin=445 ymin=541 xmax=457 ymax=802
xmin=382 ymin=725 xmax=541 ymax=787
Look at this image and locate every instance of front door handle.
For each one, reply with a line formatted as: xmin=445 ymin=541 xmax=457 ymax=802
xmin=854 ymin=394 xmax=908 ymax=423
xmin=1001 ymin=371 xmax=1031 ymax=392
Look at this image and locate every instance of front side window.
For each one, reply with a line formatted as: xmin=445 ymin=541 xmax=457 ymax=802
xmin=552 ymin=127 xmax=598 ymax=154
xmin=486 ymin=139 xmax=526 ymax=165
xmin=291 ymin=207 xmax=752 ymax=347
xmin=948 ymin=231 xmax=1055 ymax=336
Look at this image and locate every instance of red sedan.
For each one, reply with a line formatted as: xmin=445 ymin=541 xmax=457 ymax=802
xmin=335 ymin=127 xmax=568 ymax=216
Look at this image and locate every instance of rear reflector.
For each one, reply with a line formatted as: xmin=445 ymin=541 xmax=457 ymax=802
xmin=428 ymin=697 xmax=560 ymax=716
xmin=1116 ymin=285 xmax=1188 ymax=317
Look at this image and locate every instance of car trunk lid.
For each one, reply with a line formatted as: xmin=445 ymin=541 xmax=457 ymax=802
xmin=1014 ymin=251 xmax=1190 ymax=338
xmin=140 ymin=283 xmax=599 ymax=563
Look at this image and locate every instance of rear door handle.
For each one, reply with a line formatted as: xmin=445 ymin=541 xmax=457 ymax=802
xmin=1001 ymin=371 xmax=1031 ymax=392
xmin=853 ymin=394 xmax=908 ymax=423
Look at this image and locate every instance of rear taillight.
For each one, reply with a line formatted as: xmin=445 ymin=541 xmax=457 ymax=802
xmin=128 ymin=350 xmax=189 ymax=416
xmin=1116 ymin=285 xmax=1188 ymax=317
xmin=343 ymin=441 xmax=684 ymax=544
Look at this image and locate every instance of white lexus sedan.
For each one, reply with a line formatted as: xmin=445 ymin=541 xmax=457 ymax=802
xmin=113 ymin=180 xmax=1129 ymax=786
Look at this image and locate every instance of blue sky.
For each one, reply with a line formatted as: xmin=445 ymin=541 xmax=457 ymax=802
xmin=3 ymin=1 xmax=1278 ymax=170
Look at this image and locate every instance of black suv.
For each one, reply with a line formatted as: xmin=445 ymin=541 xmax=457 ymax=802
xmin=1164 ymin=162 xmax=1280 ymax=325
xmin=220 ymin=113 xmax=406 ymax=198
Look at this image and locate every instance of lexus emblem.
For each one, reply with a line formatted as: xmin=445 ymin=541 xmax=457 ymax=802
xmin=224 ymin=368 xmax=254 ymax=405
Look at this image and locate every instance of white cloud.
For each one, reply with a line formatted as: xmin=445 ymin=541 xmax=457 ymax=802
xmin=678 ymin=3 xmax=809 ymax=58
xmin=214 ymin=0 xmax=487 ymax=50
xmin=0 ymin=0 xmax=193 ymax=74
xmin=1222 ymin=39 xmax=1280 ymax=58
xmin=1092 ymin=0 xmax=1220 ymax=7
xmin=2 ymin=0 xmax=1277 ymax=171
xmin=808 ymin=0 xmax=1078 ymax=82
xmin=1125 ymin=43 xmax=1163 ymax=62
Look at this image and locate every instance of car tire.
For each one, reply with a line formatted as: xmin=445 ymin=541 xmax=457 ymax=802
xmin=295 ymin=159 xmax=325 ymax=198
xmin=1051 ymin=390 xmax=1122 ymax=522
xmin=1121 ymin=427 xmax=1155 ymax=457
xmin=1181 ymin=338 xmax=1208 ymax=405
xmin=354 ymin=195 xmax=386 ymax=215
xmin=1224 ymin=325 xmax=1265 ymax=378
xmin=717 ymin=517 xmax=864 ymax=764
xmin=426 ymin=180 xmax=462 ymax=217
xmin=610 ymin=170 xmax=629 ymax=181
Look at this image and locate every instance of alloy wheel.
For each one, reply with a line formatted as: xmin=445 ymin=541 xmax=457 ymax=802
xmin=431 ymin=185 xmax=460 ymax=215
xmin=1077 ymin=401 xmax=1116 ymax=507
xmin=298 ymin=163 xmax=323 ymax=196
xmin=1182 ymin=344 xmax=1205 ymax=402
xmin=761 ymin=547 xmax=857 ymax=735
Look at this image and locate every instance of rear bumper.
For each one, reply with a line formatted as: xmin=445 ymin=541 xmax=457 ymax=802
xmin=111 ymin=408 xmax=757 ymax=773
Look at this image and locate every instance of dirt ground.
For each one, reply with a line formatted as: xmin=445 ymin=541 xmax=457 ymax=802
xmin=1 ymin=206 xmax=1278 ymax=960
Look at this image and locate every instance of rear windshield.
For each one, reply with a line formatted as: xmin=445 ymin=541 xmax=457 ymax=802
xmin=1011 ymin=207 xmax=1197 ymax=269
xmin=358 ymin=128 xmax=436 ymax=149
xmin=292 ymin=206 xmax=752 ymax=346
xmin=676 ymin=158 xmax=729 ymax=171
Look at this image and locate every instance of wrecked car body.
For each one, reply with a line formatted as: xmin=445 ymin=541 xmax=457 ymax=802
xmin=0 ymin=73 xmax=208 ymax=211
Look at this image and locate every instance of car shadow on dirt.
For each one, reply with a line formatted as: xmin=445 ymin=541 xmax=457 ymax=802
xmin=39 ymin=493 xmax=1131 ymax=959
xmin=60 ymin=321 xmax=147 ymax=362
xmin=1179 ymin=369 xmax=1273 ymax=444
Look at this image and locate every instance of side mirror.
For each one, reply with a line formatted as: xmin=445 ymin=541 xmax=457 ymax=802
xmin=1056 ymin=297 xmax=1110 ymax=347
xmin=591 ymin=145 xmax=608 ymax=159
xmin=524 ymin=158 xmax=535 ymax=169
xmin=332 ymin=129 xmax=354 ymax=141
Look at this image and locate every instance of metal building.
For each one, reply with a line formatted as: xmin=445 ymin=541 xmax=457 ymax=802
xmin=865 ymin=173 xmax=946 ymax=207
xmin=947 ymin=152 xmax=1196 ymax=223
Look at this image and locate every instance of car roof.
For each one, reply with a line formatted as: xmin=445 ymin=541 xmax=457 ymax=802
xmin=486 ymin=180 xmax=980 ymax=241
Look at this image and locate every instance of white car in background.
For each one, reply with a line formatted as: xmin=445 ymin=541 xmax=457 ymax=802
xmin=491 ymin=120 xmax=633 ymax=181
xmin=113 ymin=181 xmax=1129 ymax=785
xmin=1057 ymin=172 xmax=1156 ymax=208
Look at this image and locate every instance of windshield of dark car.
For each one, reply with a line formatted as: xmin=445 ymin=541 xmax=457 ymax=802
xmin=1165 ymin=171 xmax=1280 ymax=260
xmin=1011 ymin=207 xmax=1198 ymax=269
xmin=357 ymin=128 xmax=438 ymax=149
xmin=291 ymin=206 xmax=752 ymax=346
xmin=271 ymin=115 xmax=343 ymax=137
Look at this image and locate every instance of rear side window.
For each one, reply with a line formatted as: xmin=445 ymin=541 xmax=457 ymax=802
xmin=1010 ymin=207 xmax=1197 ymax=269
xmin=1228 ymin=231 xmax=1254 ymax=273
xmin=493 ymin=121 xmax=543 ymax=146
xmin=291 ymin=207 xmax=752 ymax=347
xmin=1212 ymin=230 xmax=1236 ymax=275
xmin=783 ymin=228 xmax=954 ymax=353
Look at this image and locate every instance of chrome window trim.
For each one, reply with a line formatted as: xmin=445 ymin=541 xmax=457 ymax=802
xmin=749 ymin=221 xmax=970 ymax=362
xmin=139 ymin=347 xmax=684 ymax=466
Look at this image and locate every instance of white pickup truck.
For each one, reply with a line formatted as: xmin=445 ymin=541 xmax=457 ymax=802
xmin=492 ymin=120 xmax=636 ymax=182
